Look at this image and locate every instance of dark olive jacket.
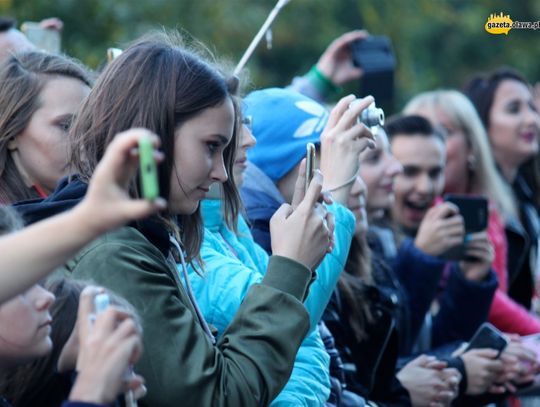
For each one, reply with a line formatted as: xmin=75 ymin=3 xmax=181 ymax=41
xmin=59 ymin=226 xmax=314 ymax=407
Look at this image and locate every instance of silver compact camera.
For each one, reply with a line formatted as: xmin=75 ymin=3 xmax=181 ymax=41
xmin=349 ymin=99 xmax=384 ymax=128
xmin=359 ymin=102 xmax=384 ymax=128
xmin=349 ymin=99 xmax=385 ymax=136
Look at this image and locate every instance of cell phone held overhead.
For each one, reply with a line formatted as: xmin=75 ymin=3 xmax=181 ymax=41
xmin=350 ymin=35 xmax=395 ymax=102
xmin=21 ymin=22 xmax=61 ymax=54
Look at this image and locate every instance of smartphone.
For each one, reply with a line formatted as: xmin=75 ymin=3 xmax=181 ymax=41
xmin=350 ymin=35 xmax=395 ymax=102
xmin=138 ymin=137 xmax=159 ymax=200
xmin=21 ymin=22 xmax=61 ymax=53
xmin=441 ymin=194 xmax=488 ymax=261
xmin=92 ymin=292 xmax=138 ymax=407
xmin=465 ymin=322 xmax=508 ymax=357
xmin=305 ymin=143 xmax=316 ymax=194
xmin=94 ymin=293 xmax=110 ymax=314
xmin=445 ymin=194 xmax=488 ymax=233
xmin=107 ymin=48 xmax=123 ymax=63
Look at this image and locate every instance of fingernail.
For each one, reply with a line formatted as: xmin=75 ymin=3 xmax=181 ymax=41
xmin=154 ymin=197 xmax=167 ymax=209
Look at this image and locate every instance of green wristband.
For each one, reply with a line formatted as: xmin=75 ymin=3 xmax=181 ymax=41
xmin=306 ymin=65 xmax=341 ymax=96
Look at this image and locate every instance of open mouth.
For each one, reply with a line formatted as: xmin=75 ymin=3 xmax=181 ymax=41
xmin=404 ymin=199 xmax=430 ymax=211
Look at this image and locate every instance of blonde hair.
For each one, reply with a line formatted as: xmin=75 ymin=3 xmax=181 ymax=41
xmin=404 ymin=89 xmax=517 ymax=220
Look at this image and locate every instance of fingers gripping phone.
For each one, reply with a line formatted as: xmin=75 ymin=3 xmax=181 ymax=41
xmin=465 ymin=322 xmax=508 ymax=358
xmin=305 ymin=143 xmax=316 ymax=194
xmin=138 ymin=137 xmax=159 ymax=200
xmin=442 ymin=194 xmax=488 ymax=261
xmin=93 ymin=293 xmax=137 ymax=407
xmin=94 ymin=293 xmax=110 ymax=314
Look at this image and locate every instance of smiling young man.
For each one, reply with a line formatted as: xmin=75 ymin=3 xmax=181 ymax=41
xmin=382 ymin=115 xmax=508 ymax=402
xmin=389 ymin=117 xmax=446 ymax=235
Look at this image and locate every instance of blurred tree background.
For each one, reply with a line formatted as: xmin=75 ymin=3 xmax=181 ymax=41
xmin=3 ymin=0 xmax=540 ymax=113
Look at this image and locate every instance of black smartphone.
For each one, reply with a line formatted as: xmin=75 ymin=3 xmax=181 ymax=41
xmin=445 ymin=194 xmax=488 ymax=233
xmin=350 ymin=35 xmax=395 ymax=102
xmin=305 ymin=143 xmax=316 ymax=194
xmin=465 ymin=322 xmax=508 ymax=357
xmin=441 ymin=194 xmax=488 ymax=260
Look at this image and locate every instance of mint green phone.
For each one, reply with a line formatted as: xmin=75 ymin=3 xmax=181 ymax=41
xmin=138 ymin=137 xmax=159 ymax=200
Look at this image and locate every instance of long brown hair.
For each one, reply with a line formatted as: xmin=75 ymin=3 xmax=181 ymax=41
xmin=339 ymin=233 xmax=374 ymax=342
xmin=69 ymin=32 xmax=241 ymax=261
xmin=0 ymin=51 xmax=92 ymax=204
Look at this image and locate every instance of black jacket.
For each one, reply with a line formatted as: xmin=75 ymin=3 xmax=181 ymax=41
xmin=323 ymin=256 xmax=411 ymax=406
xmin=506 ymin=175 xmax=540 ymax=309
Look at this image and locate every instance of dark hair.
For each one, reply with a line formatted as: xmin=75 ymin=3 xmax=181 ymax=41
xmin=0 ymin=205 xmax=22 ymax=234
xmin=463 ymin=67 xmax=528 ymax=131
xmin=0 ymin=51 xmax=93 ymax=204
xmin=384 ymin=114 xmax=444 ymax=143
xmin=339 ymin=234 xmax=374 ymax=342
xmin=69 ymin=32 xmax=240 ymax=261
xmin=0 ymin=17 xmax=16 ymax=33
xmin=0 ymin=278 xmax=141 ymax=407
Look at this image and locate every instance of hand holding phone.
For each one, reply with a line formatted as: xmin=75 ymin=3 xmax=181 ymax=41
xmin=441 ymin=194 xmax=488 ymax=261
xmin=92 ymin=292 xmax=137 ymax=407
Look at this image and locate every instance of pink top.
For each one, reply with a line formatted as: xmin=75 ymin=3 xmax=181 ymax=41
xmin=486 ymin=205 xmax=540 ymax=335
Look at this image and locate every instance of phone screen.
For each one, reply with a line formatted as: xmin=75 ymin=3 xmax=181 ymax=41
xmin=21 ymin=22 xmax=61 ymax=54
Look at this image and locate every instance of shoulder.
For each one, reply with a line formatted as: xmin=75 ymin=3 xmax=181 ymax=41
xmin=75 ymin=226 xmax=164 ymax=261
xmin=62 ymin=226 xmax=171 ymax=282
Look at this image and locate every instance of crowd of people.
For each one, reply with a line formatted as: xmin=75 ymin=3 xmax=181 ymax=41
xmin=0 ymin=14 xmax=540 ymax=407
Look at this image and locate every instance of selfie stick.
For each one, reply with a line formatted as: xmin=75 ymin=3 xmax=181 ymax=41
xmin=234 ymin=0 xmax=291 ymax=76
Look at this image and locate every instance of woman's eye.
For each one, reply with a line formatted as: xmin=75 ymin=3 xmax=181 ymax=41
xmin=364 ymin=152 xmax=381 ymax=164
xmin=56 ymin=118 xmax=72 ymax=132
xmin=207 ymin=142 xmax=220 ymax=154
xmin=506 ymin=101 xmax=520 ymax=114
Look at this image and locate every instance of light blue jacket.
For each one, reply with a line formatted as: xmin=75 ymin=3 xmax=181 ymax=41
xmin=186 ymin=198 xmax=355 ymax=406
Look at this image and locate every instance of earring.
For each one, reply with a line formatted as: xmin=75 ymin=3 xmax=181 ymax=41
xmin=7 ymin=136 xmax=17 ymax=151
xmin=467 ymin=155 xmax=476 ymax=172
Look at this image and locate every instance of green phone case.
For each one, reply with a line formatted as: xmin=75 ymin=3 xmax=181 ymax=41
xmin=139 ymin=137 xmax=159 ymax=200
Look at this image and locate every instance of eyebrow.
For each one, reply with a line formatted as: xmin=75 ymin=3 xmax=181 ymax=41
xmin=214 ymin=134 xmax=231 ymax=146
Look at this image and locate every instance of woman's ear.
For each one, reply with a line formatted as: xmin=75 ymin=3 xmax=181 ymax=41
xmin=7 ymin=137 xmax=17 ymax=151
